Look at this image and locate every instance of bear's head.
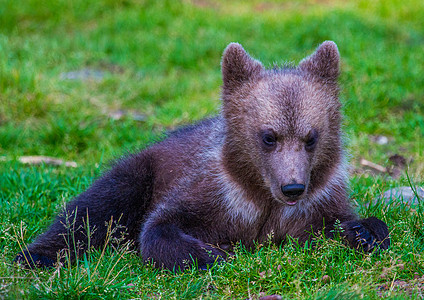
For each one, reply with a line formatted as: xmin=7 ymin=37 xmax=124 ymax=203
xmin=221 ymin=41 xmax=344 ymax=206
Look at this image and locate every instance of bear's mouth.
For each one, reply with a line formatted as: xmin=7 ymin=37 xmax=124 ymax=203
xmin=285 ymin=200 xmax=297 ymax=206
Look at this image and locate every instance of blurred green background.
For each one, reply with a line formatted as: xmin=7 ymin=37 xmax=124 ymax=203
xmin=1 ymin=0 xmax=423 ymax=171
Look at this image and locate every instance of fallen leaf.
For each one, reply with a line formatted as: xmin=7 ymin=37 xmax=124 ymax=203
xmin=387 ymin=154 xmax=407 ymax=178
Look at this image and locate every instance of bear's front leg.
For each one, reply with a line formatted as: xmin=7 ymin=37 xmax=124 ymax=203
xmin=140 ymin=218 xmax=226 ymax=270
xmin=340 ymin=217 xmax=390 ymax=252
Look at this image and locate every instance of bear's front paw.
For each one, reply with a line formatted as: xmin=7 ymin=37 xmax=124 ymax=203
xmin=340 ymin=221 xmax=377 ymax=252
xmin=14 ymin=250 xmax=55 ymax=269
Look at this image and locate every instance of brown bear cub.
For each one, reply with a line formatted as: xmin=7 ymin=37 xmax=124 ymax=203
xmin=15 ymin=41 xmax=390 ymax=270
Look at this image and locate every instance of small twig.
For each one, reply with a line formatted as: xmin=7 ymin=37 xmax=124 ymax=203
xmin=360 ymin=158 xmax=387 ymax=173
xmin=18 ymin=156 xmax=77 ymax=168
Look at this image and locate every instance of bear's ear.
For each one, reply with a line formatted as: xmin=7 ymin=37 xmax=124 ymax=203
xmin=221 ymin=43 xmax=263 ymax=92
xmin=298 ymin=41 xmax=340 ymax=81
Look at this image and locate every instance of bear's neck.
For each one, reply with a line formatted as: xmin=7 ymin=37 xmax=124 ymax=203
xmin=221 ymin=139 xmax=272 ymax=202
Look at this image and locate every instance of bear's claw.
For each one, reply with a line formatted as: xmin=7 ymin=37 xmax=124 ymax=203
xmin=340 ymin=220 xmax=381 ymax=252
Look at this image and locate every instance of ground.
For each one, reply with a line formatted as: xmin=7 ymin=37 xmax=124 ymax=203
xmin=0 ymin=0 xmax=423 ymax=298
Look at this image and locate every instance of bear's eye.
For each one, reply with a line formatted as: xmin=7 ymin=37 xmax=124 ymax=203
xmin=305 ymin=129 xmax=318 ymax=151
xmin=262 ymin=132 xmax=277 ymax=148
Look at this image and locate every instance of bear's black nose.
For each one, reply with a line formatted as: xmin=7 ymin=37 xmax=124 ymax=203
xmin=281 ymin=184 xmax=305 ymax=197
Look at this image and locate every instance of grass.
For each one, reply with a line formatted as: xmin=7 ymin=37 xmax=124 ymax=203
xmin=0 ymin=0 xmax=423 ymax=298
